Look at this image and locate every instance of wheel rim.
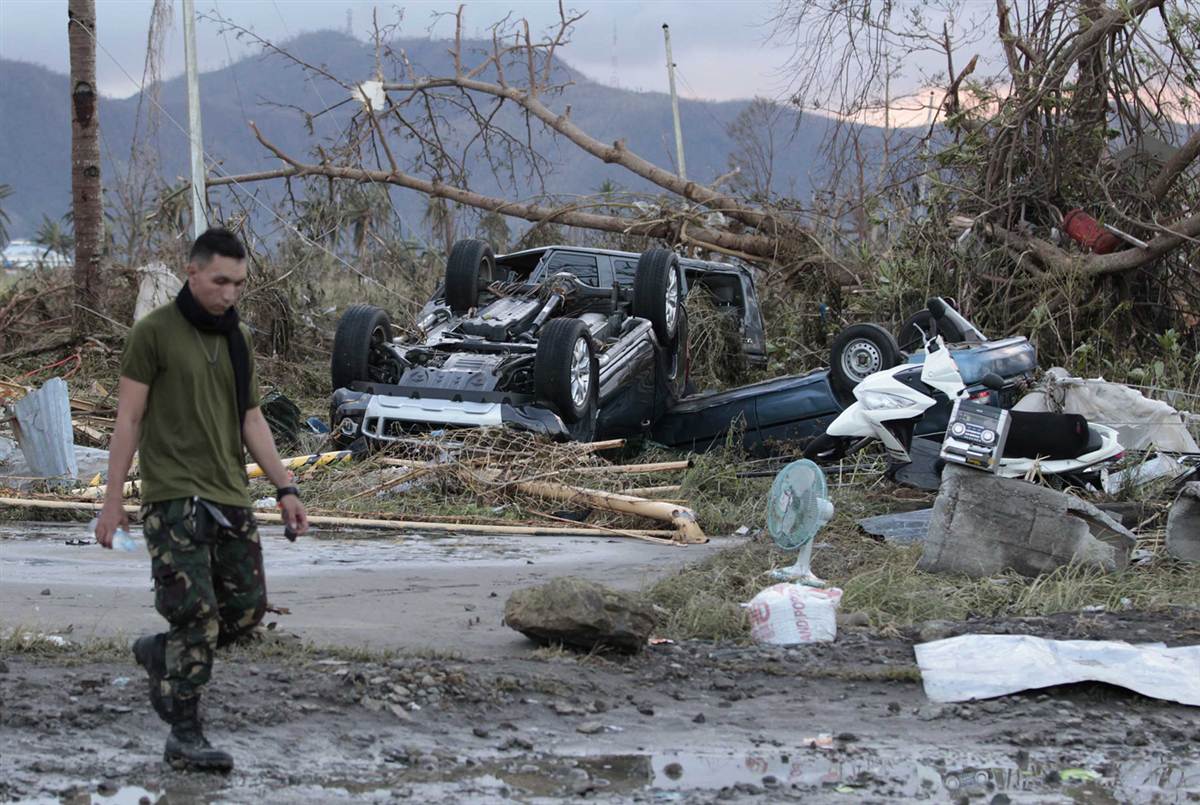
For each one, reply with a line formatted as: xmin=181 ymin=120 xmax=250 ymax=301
xmin=569 ymin=337 xmax=591 ymax=408
xmin=841 ymin=337 xmax=883 ymax=381
xmin=664 ymin=268 xmax=679 ymax=334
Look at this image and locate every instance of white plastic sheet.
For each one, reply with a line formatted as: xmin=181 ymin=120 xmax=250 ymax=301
xmin=915 ymin=634 xmax=1200 ymax=706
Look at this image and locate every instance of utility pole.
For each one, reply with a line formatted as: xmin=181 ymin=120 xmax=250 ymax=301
xmin=661 ymin=23 xmax=686 ymax=181
xmin=182 ymin=0 xmax=207 ymax=239
xmin=67 ymin=0 xmax=101 ymax=339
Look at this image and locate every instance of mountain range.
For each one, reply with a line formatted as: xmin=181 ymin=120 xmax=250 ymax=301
xmin=0 ymin=30 xmax=859 ymax=243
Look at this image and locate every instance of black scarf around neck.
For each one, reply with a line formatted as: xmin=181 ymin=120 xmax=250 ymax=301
xmin=176 ymin=283 xmax=251 ymax=423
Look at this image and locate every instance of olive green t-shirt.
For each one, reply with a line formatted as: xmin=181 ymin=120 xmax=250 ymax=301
xmin=120 ymin=303 xmax=260 ymax=507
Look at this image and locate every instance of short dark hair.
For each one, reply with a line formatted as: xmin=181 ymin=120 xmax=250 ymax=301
xmin=189 ymin=227 xmax=246 ymax=264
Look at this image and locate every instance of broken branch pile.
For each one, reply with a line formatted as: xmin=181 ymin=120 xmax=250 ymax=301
xmin=1 ymin=403 xmax=709 ymax=543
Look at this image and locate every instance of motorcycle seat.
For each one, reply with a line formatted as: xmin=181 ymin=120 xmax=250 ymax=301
xmin=1003 ymin=411 xmax=1093 ymax=460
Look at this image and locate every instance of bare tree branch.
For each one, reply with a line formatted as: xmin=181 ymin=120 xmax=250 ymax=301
xmin=210 ymin=123 xmax=787 ymax=261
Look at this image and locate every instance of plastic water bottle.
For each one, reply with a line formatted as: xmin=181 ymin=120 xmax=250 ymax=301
xmin=87 ymin=517 xmax=144 ymax=552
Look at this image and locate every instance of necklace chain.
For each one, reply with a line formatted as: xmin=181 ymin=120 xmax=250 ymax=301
xmin=194 ymin=328 xmax=220 ymax=365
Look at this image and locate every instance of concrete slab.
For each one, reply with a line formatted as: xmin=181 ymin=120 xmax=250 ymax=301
xmin=0 ymin=521 xmax=736 ymax=657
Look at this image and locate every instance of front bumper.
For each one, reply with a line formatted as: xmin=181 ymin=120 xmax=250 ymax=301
xmin=331 ymin=389 xmax=570 ymax=443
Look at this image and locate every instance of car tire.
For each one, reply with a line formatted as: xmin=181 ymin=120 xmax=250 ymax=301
xmin=331 ymin=304 xmax=395 ymax=392
xmin=896 ymin=309 xmax=967 ymax=353
xmin=829 ymin=323 xmax=902 ymax=400
xmin=445 ymin=239 xmax=496 ymax=313
xmin=633 ymin=248 xmax=683 ymax=346
xmin=535 ymin=318 xmax=597 ymax=424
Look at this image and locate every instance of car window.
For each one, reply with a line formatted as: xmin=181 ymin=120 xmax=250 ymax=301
xmin=612 ymin=258 xmax=639 ymax=286
xmin=540 ymin=252 xmax=600 ymax=285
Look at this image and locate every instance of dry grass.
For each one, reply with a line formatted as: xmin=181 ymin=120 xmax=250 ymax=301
xmin=646 ymin=472 xmax=1200 ymax=642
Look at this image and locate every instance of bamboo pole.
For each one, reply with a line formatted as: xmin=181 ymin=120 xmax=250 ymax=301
xmin=525 ymin=508 xmax=681 ymax=546
xmin=380 ymin=458 xmax=690 ymax=475
xmin=624 ymin=485 xmax=682 ymax=497
xmin=0 ymin=496 xmax=682 ymax=540
xmin=76 ymin=449 xmax=357 ymax=499
xmin=510 ymin=481 xmax=707 ymax=544
xmin=578 ymin=438 xmax=626 ymax=452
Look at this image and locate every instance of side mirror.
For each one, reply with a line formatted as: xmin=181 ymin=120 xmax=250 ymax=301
xmin=981 ymin=372 xmax=1005 ymax=391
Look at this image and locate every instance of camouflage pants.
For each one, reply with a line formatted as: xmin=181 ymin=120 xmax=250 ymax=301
xmin=141 ymin=497 xmax=267 ymax=702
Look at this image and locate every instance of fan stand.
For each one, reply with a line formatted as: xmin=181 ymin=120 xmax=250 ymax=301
xmin=770 ymin=540 xmax=825 ymax=587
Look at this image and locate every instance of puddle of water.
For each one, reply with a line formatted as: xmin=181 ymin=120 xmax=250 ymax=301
xmin=13 ymin=784 xmax=183 ymax=805
xmin=485 ymin=750 xmax=1200 ymax=801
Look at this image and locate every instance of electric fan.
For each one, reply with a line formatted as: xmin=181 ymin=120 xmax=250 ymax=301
xmin=766 ymin=459 xmax=835 ymax=585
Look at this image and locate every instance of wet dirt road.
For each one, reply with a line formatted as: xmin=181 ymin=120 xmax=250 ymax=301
xmin=0 ymin=522 xmax=731 ymax=657
xmin=3 ymin=524 xmax=1200 ymax=803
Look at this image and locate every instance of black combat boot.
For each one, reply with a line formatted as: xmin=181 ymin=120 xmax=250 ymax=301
xmin=163 ymin=695 xmax=234 ymax=773
xmin=131 ymin=634 xmax=172 ymax=722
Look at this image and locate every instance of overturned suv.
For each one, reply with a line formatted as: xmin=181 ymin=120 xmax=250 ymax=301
xmin=329 ymin=240 xmax=705 ymax=445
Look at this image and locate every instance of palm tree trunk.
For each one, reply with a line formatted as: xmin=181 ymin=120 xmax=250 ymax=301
xmin=68 ymin=0 xmax=102 ymax=338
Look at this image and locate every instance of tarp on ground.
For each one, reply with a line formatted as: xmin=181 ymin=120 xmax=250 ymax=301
xmin=915 ymin=634 xmax=1200 ymax=706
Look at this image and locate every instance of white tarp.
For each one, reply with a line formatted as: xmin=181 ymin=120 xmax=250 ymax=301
xmin=1014 ymin=368 xmax=1199 ymax=453
xmin=915 ymin=634 xmax=1200 ymax=706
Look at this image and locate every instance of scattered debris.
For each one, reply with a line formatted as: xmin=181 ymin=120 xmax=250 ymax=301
xmin=801 ymin=734 xmax=836 ymax=750
xmin=1166 ymin=482 xmax=1200 ymax=563
xmin=1015 ymin=368 xmax=1198 ymax=453
xmin=919 ymin=465 xmax=1136 ymax=578
xmin=857 ymin=508 xmax=933 ymax=544
xmin=915 ymin=634 xmax=1200 ymax=706
xmin=260 ymin=390 xmax=305 ymax=452
xmin=746 ymin=584 xmax=842 ymax=645
xmin=9 ymin=377 xmax=77 ymax=482
xmin=1104 ymin=453 xmax=1190 ymax=494
xmin=0 ymin=443 xmax=109 ymax=491
xmin=503 ymin=577 xmax=656 ymax=653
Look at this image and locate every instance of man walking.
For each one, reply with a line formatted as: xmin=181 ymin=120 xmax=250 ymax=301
xmin=94 ymin=227 xmax=309 ymax=772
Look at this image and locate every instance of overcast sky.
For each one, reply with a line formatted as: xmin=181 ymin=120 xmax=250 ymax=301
xmin=0 ymin=0 xmax=814 ymax=101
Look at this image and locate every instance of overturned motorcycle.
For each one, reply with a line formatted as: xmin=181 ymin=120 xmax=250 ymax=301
xmin=811 ymin=299 xmax=1124 ymax=489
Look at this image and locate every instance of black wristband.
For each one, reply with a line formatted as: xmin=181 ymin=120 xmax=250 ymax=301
xmin=276 ymin=485 xmax=300 ymax=501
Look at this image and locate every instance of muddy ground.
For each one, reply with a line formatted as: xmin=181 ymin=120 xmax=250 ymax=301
xmin=3 ymin=528 xmax=1200 ymax=803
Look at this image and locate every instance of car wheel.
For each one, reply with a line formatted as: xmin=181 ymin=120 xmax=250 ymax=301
xmin=633 ymin=248 xmax=683 ymax=346
xmin=331 ymin=304 xmax=396 ymax=392
xmin=535 ymin=318 xmax=597 ymax=424
xmin=829 ymin=323 xmax=902 ymax=399
xmin=896 ymin=309 xmax=967 ymax=353
xmin=445 ymin=239 xmax=496 ymax=313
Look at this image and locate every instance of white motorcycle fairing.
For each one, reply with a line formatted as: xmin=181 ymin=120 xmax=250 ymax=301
xmin=826 ymin=337 xmax=963 ymax=462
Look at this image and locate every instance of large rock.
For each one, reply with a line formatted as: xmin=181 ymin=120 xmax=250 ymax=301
xmin=503 ymin=577 xmax=656 ymax=653
xmin=919 ymin=464 xmax=1136 ymax=578
xmin=1166 ymin=482 xmax=1200 ymax=563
